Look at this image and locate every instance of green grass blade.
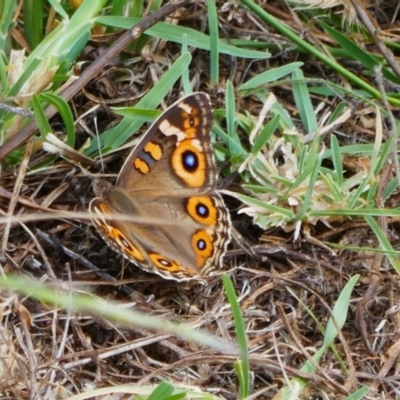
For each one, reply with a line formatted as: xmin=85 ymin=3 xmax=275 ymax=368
xmin=292 ymin=68 xmax=317 ymax=134
xmin=280 ymin=275 xmax=359 ymax=399
xmin=348 ymin=111 xmax=384 ymax=209
xmin=384 ymin=178 xmax=399 ymax=201
xmin=163 ymin=393 xmax=187 ymax=400
xmin=222 ymin=275 xmax=250 ymax=399
xmin=147 ymin=381 xmax=175 ymax=400
xmin=2 ymin=275 xmax=235 ymax=354
xmin=39 ymin=93 xmax=75 ymax=147
xmin=297 ymin=151 xmax=322 ymax=220
xmin=344 ymin=387 xmax=370 ymax=400
xmin=365 ymin=216 xmax=400 ymax=274
xmin=311 ymin=208 xmax=400 ymax=218
xmin=129 ymin=0 xmax=162 ymax=53
xmin=207 ymin=0 xmax=219 ymax=84
xmin=322 ymin=275 xmax=360 ymax=347
xmin=112 ymin=108 xmax=159 ymax=121
xmin=32 ymin=94 xmax=52 ymax=137
xmin=225 ymin=80 xmax=240 ymax=155
xmin=0 ymin=52 xmax=8 ymax=95
xmin=181 ymin=37 xmax=191 ymax=94
xmin=47 ymin=0 xmax=69 ymax=20
xmin=0 ymin=0 xmax=16 ymax=52
xmin=23 ymin=0 xmax=44 ymax=49
xmin=330 ymin=134 xmax=343 ymax=186
xmin=320 ymin=21 xmax=378 ymax=69
xmin=251 ymin=114 xmax=280 ymax=155
xmin=96 ymin=16 xmax=270 ymax=60
xmin=320 ymin=21 xmax=398 ymax=83
xmin=239 ymin=62 xmax=303 ymax=91
xmin=130 ymin=0 xmax=144 ymax=17
xmin=212 ymin=125 xmax=245 ymax=160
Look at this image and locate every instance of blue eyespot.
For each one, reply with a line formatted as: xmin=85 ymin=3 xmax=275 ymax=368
xmin=182 ymin=150 xmax=198 ymax=171
xmin=197 ymin=239 xmax=206 ymax=250
xmin=196 ymin=203 xmax=209 ymax=218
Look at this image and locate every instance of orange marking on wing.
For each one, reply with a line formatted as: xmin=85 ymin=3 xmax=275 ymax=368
xmin=191 ymin=230 xmax=214 ymax=268
xmin=149 ymin=253 xmax=197 ymax=275
xmin=112 ymin=229 xmax=146 ymax=261
xmin=171 ymin=139 xmax=206 ymax=187
xmin=181 ymin=110 xmax=200 ymax=139
xmin=134 ymin=158 xmax=150 ymax=174
xmin=186 ymin=196 xmax=218 ymax=225
xmin=144 ymin=141 xmax=162 ymax=160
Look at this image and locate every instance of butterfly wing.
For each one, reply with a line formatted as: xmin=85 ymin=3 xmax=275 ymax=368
xmin=91 ymin=93 xmax=231 ymax=280
xmin=117 ymin=92 xmax=216 ymax=196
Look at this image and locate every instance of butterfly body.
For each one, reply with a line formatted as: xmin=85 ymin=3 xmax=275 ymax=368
xmin=90 ymin=93 xmax=231 ymax=281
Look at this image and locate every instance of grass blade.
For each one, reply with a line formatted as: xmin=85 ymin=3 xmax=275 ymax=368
xmin=222 ymin=275 xmax=250 ymax=399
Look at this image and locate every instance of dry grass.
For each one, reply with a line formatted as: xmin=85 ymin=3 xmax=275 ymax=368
xmin=1 ymin=1 xmax=400 ymax=399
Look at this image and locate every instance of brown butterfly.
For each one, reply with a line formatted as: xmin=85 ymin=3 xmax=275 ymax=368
xmin=90 ymin=93 xmax=231 ymax=281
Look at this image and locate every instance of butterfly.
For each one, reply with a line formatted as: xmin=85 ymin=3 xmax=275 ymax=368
xmin=90 ymin=92 xmax=231 ymax=281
